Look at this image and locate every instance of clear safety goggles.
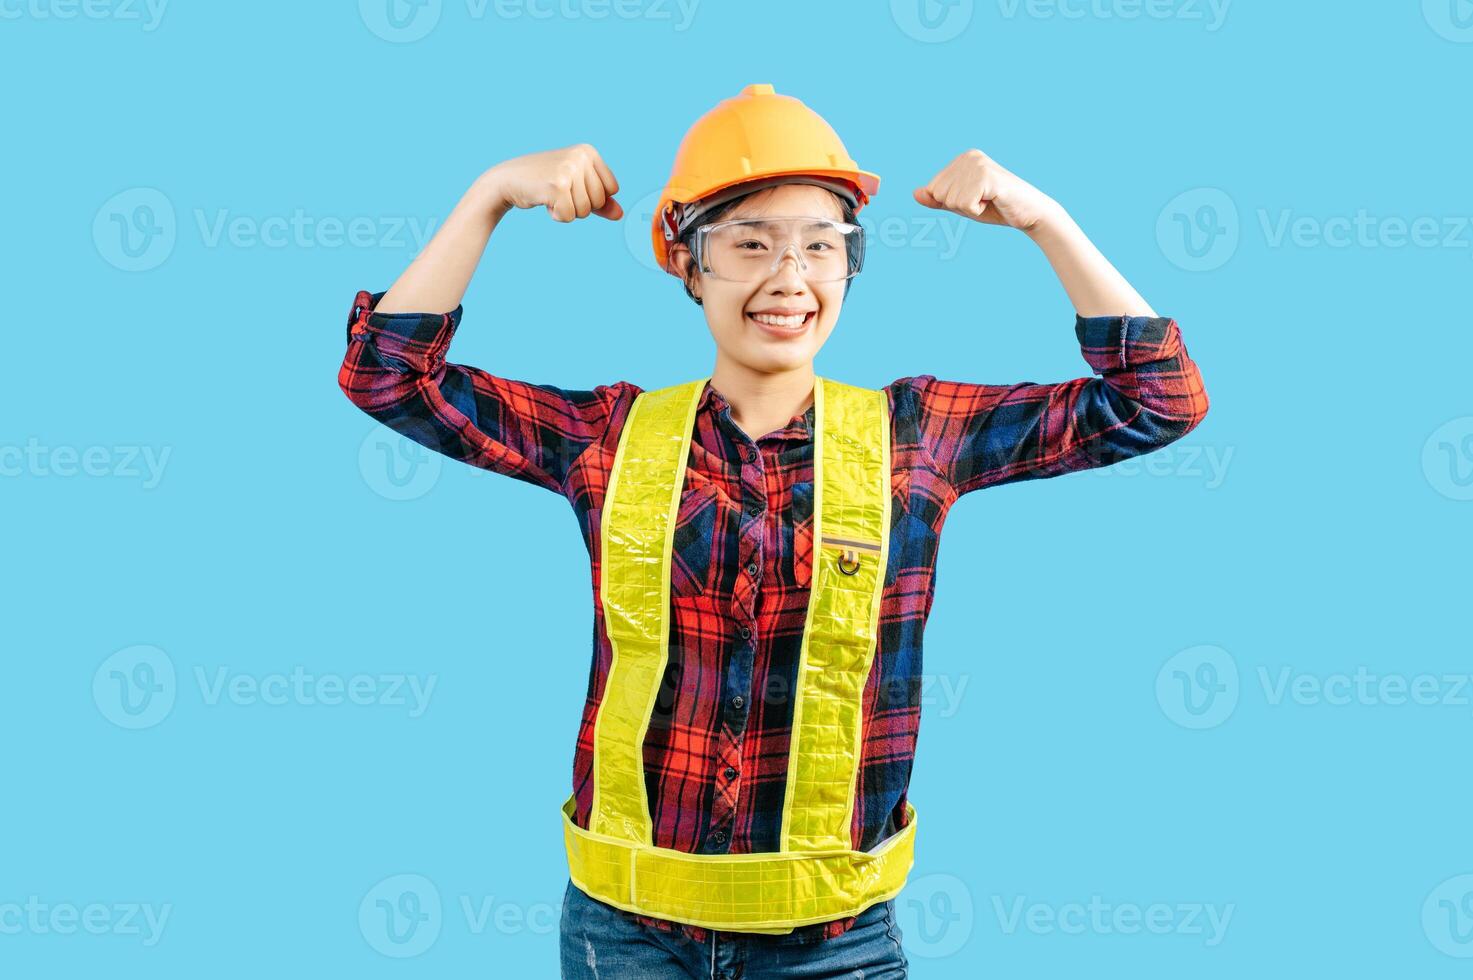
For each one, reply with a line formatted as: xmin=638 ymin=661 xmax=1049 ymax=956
xmin=691 ymin=215 xmax=866 ymax=283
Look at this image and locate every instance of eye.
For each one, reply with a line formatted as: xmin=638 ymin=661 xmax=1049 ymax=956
xmin=806 ymin=241 xmax=835 ymax=252
xmin=736 ymin=239 xmax=768 ymax=251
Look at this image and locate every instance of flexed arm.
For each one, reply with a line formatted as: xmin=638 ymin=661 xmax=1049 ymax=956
xmin=914 ymin=148 xmax=1153 ymax=317
xmin=377 ymin=144 xmax=624 ymax=314
xmin=338 ymin=146 xmax=632 ymax=496
xmin=909 ymin=150 xmax=1207 ymax=496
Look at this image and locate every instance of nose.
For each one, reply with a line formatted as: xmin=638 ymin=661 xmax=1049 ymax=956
xmin=771 ymin=242 xmax=805 ymax=271
xmin=764 ymin=244 xmax=809 ymax=289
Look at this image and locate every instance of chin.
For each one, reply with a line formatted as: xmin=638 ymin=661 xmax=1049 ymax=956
xmin=754 ymin=350 xmax=816 ymax=373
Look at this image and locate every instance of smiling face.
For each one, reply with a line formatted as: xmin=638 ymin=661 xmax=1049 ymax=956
xmin=669 ymin=183 xmax=850 ymax=377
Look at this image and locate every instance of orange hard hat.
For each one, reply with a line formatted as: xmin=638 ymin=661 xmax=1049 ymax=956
xmin=651 ymin=83 xmax=881 ymax=275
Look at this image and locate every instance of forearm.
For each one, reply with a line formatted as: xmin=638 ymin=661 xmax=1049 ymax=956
xmin=376 ymin=172 xmax=510 ymax=315
xmin=1026 ymin=209 xmax=1156 ymax=319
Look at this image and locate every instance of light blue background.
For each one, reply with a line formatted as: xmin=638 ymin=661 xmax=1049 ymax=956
xmin=3 ymin=1 xmax=1471 ymax=976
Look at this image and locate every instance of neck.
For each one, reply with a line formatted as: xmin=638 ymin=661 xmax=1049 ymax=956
xmin=708 ymin=359 xmax=816 ymax=443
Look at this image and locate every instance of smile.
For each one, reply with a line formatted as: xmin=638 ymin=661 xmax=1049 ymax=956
xmin=747 ymin=310 xmax=815 ymax=333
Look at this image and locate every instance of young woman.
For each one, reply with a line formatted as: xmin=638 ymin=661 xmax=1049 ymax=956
xmin=339 ymin=84 xmax=1209 ymax=979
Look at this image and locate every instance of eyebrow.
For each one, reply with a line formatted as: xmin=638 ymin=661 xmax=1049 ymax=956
xmin=736 ymin=220 xmax=838 ymax=233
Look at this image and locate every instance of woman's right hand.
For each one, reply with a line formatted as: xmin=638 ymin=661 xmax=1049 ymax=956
xmin=373 ymin=144 xmax=621 ymax=315
xmin=483 ymin=144 xmax=623 ymax=223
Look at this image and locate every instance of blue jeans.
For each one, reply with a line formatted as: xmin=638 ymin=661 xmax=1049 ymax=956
xmin=558 ymin=880 xmax=910 ymax=979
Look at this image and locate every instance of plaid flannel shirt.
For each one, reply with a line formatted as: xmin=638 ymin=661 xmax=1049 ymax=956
xmin=338 ymin=288 xmax=1209 ymax=943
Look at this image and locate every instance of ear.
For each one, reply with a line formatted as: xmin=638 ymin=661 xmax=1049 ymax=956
xmin=668 ymin=243 xmax=702 ymax=301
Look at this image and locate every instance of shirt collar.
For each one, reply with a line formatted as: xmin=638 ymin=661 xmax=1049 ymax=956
xmin=699 ymin=379 xmax=814 ymax=442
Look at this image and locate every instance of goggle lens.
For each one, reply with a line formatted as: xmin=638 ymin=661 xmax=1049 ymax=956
xmin=695 ymin=217 xmax=865 ymax=282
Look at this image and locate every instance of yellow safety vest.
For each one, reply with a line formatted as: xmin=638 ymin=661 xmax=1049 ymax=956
xmin=559 ymin=375 xmax=918 ymax=933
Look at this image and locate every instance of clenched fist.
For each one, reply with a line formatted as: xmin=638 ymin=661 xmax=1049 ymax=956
xmin=486 ymin=143 xmax=623 ymax=223
xmin=913 ymin=149 xmax=1061 ymax=234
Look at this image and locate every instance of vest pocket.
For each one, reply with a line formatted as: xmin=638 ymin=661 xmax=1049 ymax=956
xmin=670 ymin=481 xmax=723 ymax=599
xmin=784 ymin=471 xmax=912 ymax=590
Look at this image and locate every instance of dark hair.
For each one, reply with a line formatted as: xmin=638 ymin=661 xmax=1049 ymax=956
xmin=676 ymin=186 xmax=859 ymax=306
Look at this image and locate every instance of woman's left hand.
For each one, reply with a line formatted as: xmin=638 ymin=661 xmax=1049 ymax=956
xmin=914 ymin=149 xmax=1064 ymax=234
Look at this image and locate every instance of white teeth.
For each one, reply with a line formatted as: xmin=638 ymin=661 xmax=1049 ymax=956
xmin=751 ymin=312 xmax=808 ymax=328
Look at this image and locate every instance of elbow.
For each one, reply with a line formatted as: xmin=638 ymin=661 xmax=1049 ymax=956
xmin=1133 ymin=343 xmax=1210 ymax=447
xmin=1160 ymin=328 xmax=1210 ymax=442
xmin=338 ymin=357 xmax=384 ymax=417
xmin=337 ymin=359 xmax=364 ymax=410
xmin=1170 ymin=365 xmax=1211 ymax=442
xmin=1137 ymin=383 xmax=1210 ymax=449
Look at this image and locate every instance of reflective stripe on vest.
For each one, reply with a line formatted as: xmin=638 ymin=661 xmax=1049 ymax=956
xmin=560 ymin=375 xmax=917 ymax=933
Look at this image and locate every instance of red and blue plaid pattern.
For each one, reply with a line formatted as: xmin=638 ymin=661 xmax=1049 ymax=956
xmin=338 ymin=289 xmax=1209 ymax=941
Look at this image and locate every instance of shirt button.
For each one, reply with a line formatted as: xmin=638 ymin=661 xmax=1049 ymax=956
xmin=746 ymin=561 xmax=759 ymax=576
xmin=731 ymin=695 xmax=745 ymax=709
xmin=724 ymin=766 xmax=738 ymax=780
xmin=747 ymin=503 xmax=762 ymax=517
xmin=711 ymin=829 xmax=728 ymax=845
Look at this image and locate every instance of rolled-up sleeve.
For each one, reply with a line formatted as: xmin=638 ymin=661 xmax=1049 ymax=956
xmin=911 ymin=314 xmax=1210 ymax=497
xmin=337 ymin=289 xmax=630 ymax=496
